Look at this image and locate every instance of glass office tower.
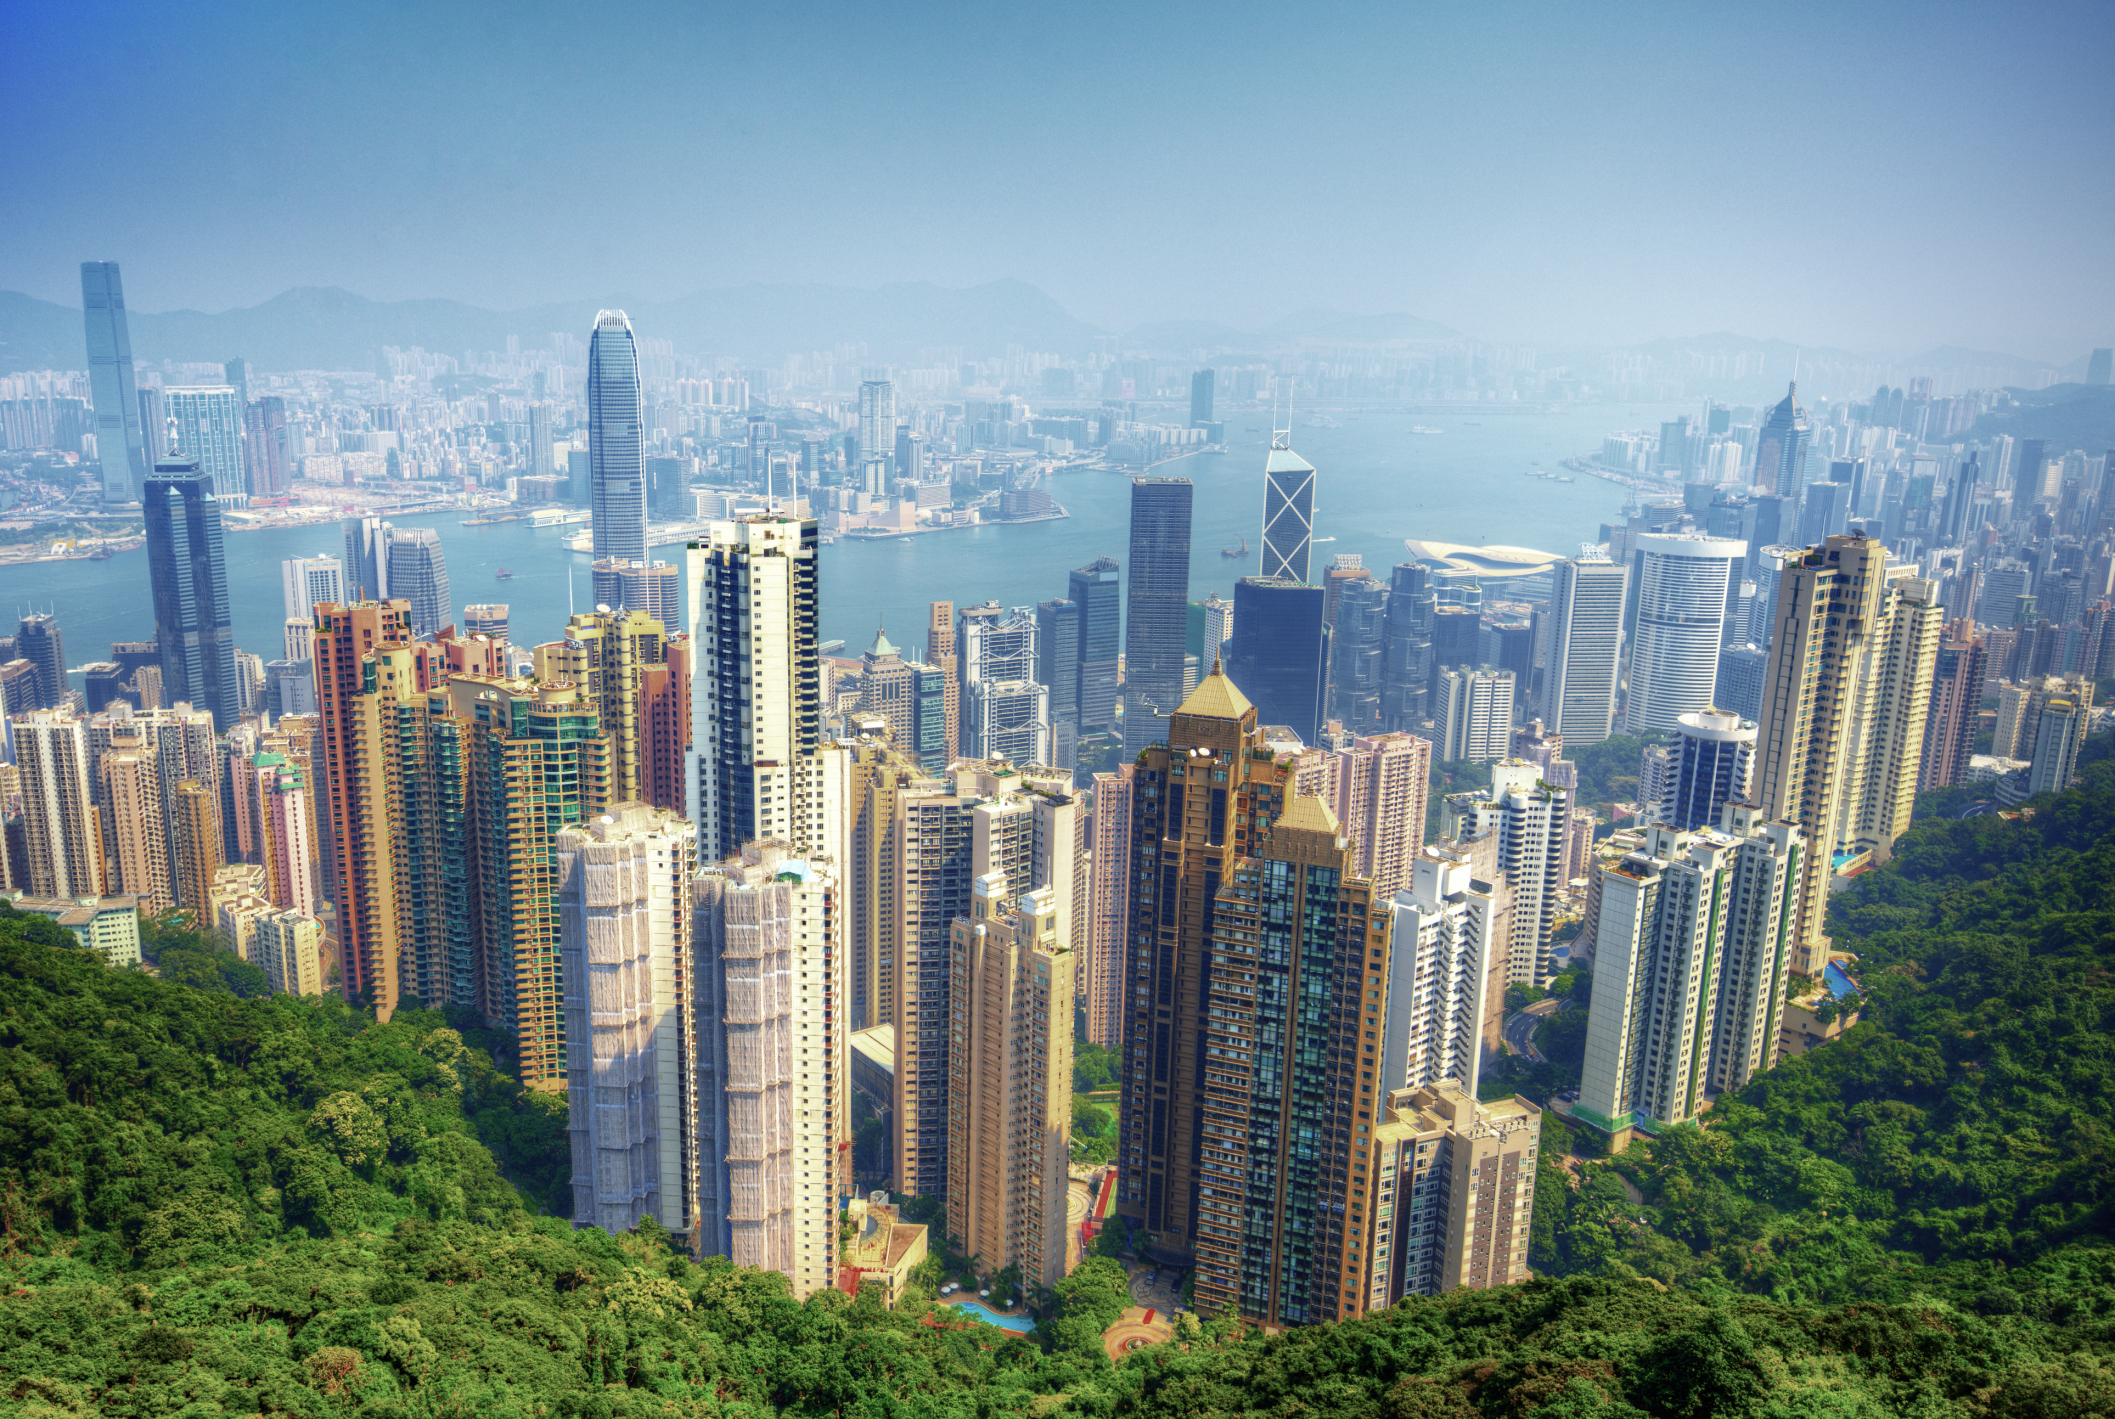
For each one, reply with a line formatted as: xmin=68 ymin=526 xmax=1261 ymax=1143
xmin=81 ymin=261 xmax=150 ymax=503
xmin=144 ymin=455 xmax=240 ymax=726
xmin=588 ymin=311 xmax=648 ymax=596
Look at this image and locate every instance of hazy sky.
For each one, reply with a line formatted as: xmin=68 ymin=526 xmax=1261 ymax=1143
xmin=6 ymin=0 xmax=2111 ymax=358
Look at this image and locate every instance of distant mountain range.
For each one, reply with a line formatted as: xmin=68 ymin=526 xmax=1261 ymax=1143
xmin=0 ymin=279 xmax=2089 ymax=393
xmin=0 ymin=278 xmax=1107 ymax=375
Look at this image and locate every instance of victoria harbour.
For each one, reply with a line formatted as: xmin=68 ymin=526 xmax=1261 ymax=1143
xmin=8 ymin=402 xmax=1677 ymax=682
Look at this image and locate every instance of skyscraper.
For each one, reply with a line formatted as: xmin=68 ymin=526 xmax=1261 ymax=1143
xmin=245 ymin=396 xmax=292 ymax=499
xmin=385 ymin=527 xmax=452 ymax=639
xmin=1751 ymin=536 xmax=1941 ymax=975
xmin=1540 ymin=558 xmax=1627 ymax=744
xmin=695 ymin=840 xmax=844 ymax=1298
xmin=686 ymin=516 xmax=839 ymax=865
xmin=1117 ymin=667 xmax=1291 ymax=1258
xmin=1227 ymin=578 xmax=1329 ymax=744
xmin=343 ymin=516 xmax=388 ymax=601
xmin=1259 ymin=431 xmax=1316 ymax=583
xmin=559 ymin=804 xmax=698 ymax=1238
xmin=163 ymin=387 xmax=248 ymax=504
xmin=1331 ymin=575 xmax=1390 ymax=733
xmin=312 ymin=600 xmax=416 ymax=1010
xmin=1623 ymin=534 xmax=1745 ymax=734
xmin=1035 ymin=597 xmax=1081 ymax=730
xmin=1919 ymin=621 xmax=1986 ymax=791
xmin=928 ymin=600 xmax=960 ymax=762
xmin=1380 ymin=562 xmax=1436 ymax=731
xmin=844 ymin=724 xmax=935 ymax=1032
xmin=1752 ymin=382 xmax=1810 ymax=497
xmin=1437 ymin=667 xmax=1514 ymax=762
xmin=1189 ymin=368 xmax=1215 ymax=427
xmin=858 ymin=373 xmax=895 ymax=496
xmin=14 ymin=710 xmax=101 ymax=898
xmin=1084 ymin=763 xmax=1133 ymax=1050
xmin=1322 ymin=731 xmax=1432 ymax=903
xmin=1068 ymin=557 xmax=1123 ymax=731
xmin=892 ymin=763 xmax=1078 ymax=1198
xmin=946 ymin=875 xmax=1074 ymax=1292
xmin=14 ymin=614 xmax=65 ymax=711
xmin=1576 ymin=806 xmax=1803 ymax=1141
xmin=1664 ymin=709 xmax=1756 ymax=830
xmin=959 ymin=604 xmax=1049 ymax=765
xmin=535 ymin=608 xmax=667 ymax=804
xmin=589 ymin=312 xmax=648 ymax=589
xmin=144 ymin=456 xmax=240 ymax=727
xmin=1122 ymin=477 xmax=1193 ymax=755
xmin=1445 ymin=759 xmax=1568 ymax=985
xmin=1379 ymin=847 xmax=1497 ymax=1097
xmin=80 ymin=261 xmax=149 ymax=503
xmin=1187 ymin=791 xmax=1386 ymax=1325
xmin=281 ymin=555 xmax=346 ymax=622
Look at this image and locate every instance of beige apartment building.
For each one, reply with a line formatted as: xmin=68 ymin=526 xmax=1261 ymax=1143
xmin=1752 ymin=535 xmax=1940 ymax=974
xmin=946 ymin=875 xmax=1074 ymax=1291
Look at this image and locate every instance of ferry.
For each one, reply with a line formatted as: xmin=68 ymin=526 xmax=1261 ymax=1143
xmin=1220 ymin=537 xmax=1249 ymax=559
xmin=495 ymin=567 xmax=516 ymax=580
xmin=1411 ymin=426 xmax=1444 ymax=435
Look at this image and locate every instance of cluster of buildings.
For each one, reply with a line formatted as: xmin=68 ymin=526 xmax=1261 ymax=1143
xmin=4 ymin=265 xmax=2105 ymax=1334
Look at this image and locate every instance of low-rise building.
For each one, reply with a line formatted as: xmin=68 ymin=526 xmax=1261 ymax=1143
xmin=6 ymin=893 xmax=141 ymax=966
xmin=834 ymin=1193 xmax=929 ymax=1308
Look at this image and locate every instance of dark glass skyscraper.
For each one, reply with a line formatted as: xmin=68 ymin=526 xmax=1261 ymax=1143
xmin=1035 ymin=597 xmax=1081 ymax=727
xmin=1069 ymin=555 xmax=1122 ymax=730
xmin=588 ymin=311 xmax=648 ymax=598
xmin=80 ymin=261 xmax=150 ymax=503
xmin=1379 ymin=562 xmax=1435 ymax=731
xmin=1189 ymin=368 xmax=1215 ymax=426
xmin=1227 ymin=578 xmax=1329 ymax=744
xmin=387 ymin=526 xmax=452 ymax=639
xmin=144 ymin=455 xmax=239 ymax=726
xmin=1123 ymin=479 xmax=1193 ymax=755
xmin=14 ymin=614 xmax=66 ymax=711
xmin=1330 ymin=575 xmax=1388 ymax=733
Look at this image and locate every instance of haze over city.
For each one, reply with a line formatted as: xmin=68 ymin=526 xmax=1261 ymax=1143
xmin=5 ymin=0 xmax=2112 ymax=357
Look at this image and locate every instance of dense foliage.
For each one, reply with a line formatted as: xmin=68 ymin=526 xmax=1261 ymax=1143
xmin=7 ymin=739 xmax=2115 ymax=1415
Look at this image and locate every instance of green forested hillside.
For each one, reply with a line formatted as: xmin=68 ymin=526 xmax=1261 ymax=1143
xmin=5 ymin=744 xmax=2115 ymax=1414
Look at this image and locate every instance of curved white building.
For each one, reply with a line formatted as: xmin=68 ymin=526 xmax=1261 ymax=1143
xmin=1625 ymin=534 xmax=1746 ymax=734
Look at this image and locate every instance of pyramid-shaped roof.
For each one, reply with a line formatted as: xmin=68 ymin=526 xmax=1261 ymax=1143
xmin=1276 ymin=794 xmax=1340 ymax=836
xmin=868 ymin=625 xmax=898 ymax=657
xmin=1174 ymin=661 xmax=1253 ymax=721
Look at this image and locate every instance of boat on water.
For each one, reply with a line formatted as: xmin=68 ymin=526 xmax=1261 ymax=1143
xmin=1311 ymin=536 xmax=1337 ymax=543
xmin=495 ymin=567 xmax=516 ymax=580
xmin=1220 ymin=537 xmax=1249 ymax=559
xmin=1411 ymin=426 xmax=1444 ymax=435
xmin=89 ymin=546 xmax=115 ymax=560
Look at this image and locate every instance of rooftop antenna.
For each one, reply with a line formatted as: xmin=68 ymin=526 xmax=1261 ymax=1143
xmin=1271 ymin=385 xmax=1292 ymax=452
xmin=567 ymin=565 xmax=575 ymax=618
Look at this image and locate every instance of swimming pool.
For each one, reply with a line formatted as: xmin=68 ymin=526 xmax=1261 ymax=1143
xmin=946 ymin=1300 xmax=1037 ymax=1334
xmin=1824 ymin=962 xmax=1858 ymax=999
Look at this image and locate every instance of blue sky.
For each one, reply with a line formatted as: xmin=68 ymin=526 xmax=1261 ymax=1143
xmin=5 ymin=0 xmax=2111 ymax=356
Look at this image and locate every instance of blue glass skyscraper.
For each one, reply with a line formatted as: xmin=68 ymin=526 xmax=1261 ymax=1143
xmin=588 ymin=311 xmax=647 ymax=605
xmin=80 ymin=261 xmax=150 ymax=503
xmin=144 ymin=455 xmax=239 ymax=727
